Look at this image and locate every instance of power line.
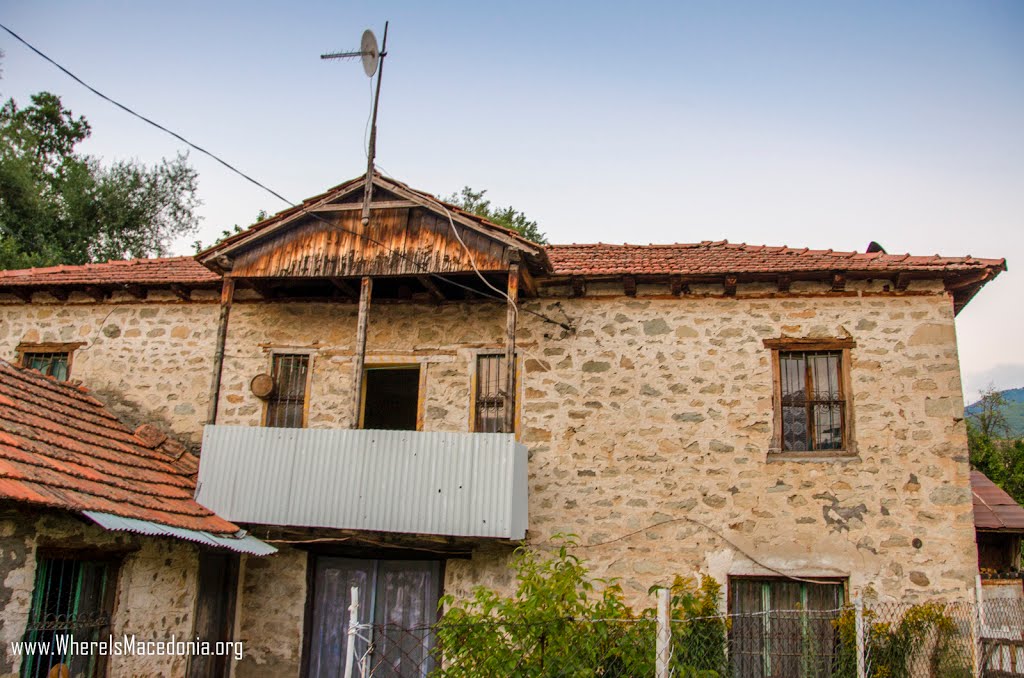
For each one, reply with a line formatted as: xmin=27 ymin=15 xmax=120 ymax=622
xmin=0 ymin=22 xmax=573 ymax=331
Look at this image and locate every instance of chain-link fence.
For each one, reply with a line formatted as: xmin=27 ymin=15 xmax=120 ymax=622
xmin=333 ymin=592 xmax=1024 ymax=677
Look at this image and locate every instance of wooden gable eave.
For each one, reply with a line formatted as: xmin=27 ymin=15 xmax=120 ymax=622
xmin=200 ymin=174 xmax=550 ymax=282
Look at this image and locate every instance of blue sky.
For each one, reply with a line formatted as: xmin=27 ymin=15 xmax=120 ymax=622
xmin=1 ymin=1 xmax=1021 ymax=399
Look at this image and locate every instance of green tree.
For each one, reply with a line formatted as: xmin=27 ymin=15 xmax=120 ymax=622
xmin=445 ymin=186 xmax=548 ymax=244
xmin=0 ymin=92 xmax=200 ymax=269
xmin=969 ymin=386 xmax=1012 ymax=439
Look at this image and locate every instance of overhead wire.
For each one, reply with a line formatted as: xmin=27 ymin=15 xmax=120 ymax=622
xmin=0 ymin=21 xmax=572 ymax=330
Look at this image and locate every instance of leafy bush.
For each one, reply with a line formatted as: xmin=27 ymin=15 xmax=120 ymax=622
xmin=432 ymin=537 xmax=727 ymax=677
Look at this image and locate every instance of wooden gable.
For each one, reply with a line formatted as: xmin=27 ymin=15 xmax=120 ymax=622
xmin=200 ymin=175 xmax=546 ymax=280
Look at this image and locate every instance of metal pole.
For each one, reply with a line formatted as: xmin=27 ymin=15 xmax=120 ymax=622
xmin=656 ymin=587 xmax=671 ymax=678
xmin=361 ymin=21 xmax=389 ymax=226
xmin=343 ymin=586 xmax=360 ymax=678
xmin=855 ymin=594 xmax=866 ymax=678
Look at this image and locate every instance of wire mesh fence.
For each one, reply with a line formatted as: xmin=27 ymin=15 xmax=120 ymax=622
xmin=332 ymin=596 xmax=1024 ymax=677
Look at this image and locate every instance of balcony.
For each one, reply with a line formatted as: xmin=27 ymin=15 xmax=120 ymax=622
xmin=195 ymin=425 xmax=528 ymax=539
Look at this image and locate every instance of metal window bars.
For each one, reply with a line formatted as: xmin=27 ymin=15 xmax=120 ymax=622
xmin=22 ymin=352 xmax=70 ymax=381
xmin=266 ymin=354 xmax=309 ymax=428
xmin=474 ymin=354 xmax=515 ymax=433
xmin=780 ymin=351 xmax=844 ymax=452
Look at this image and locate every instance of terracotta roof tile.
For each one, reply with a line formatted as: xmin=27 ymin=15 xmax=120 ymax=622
xmin=972 ymin=471 xmax=1024 ymax=532
xmin=544 ymin=242 xmax=1006 ymax=276
xmin=0 ymin=360 xmax=238 ymax=534
xmin=0 ymin=256 xmax=219 ymax=287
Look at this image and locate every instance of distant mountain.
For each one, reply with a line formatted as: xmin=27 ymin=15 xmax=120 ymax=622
xmin=966 ymin=387 xmax=1024 ymax=439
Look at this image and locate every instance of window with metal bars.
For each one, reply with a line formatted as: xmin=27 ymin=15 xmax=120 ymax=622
xmin=779 ymin=351 xmax=845 ymax=452
xmin=21 ymin=556 xmax=117 ymax=678
xmin=474 ymin=354 xmax=515 ymax=433
xmin=729 ymin=578 xmax=845 ymax=677
xmin=21 ymin=352 xmax=71 ymax=381
xmin=265 ymin=354 xmax=310 ymax=428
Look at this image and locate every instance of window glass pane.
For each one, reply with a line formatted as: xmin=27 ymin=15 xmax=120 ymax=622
xmin=23 ymin=353 xmax=70 ymax=381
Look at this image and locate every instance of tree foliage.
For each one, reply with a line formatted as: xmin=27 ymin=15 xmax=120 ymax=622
xmin=969 ymin=386 xmax=1024 ymax=505
xmin=445 ymin=186 xmax=548 ymax=245
xmin=433 ymin=537 xmax=726 ymax=677
xmin=0 ymin=92 xmax=200 ymax=269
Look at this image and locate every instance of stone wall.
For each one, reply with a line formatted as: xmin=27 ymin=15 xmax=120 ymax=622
xmin=0 ymin=292 xmax=220 ymax=446
xmin=0 ymin=507 xmax=199 ymax=678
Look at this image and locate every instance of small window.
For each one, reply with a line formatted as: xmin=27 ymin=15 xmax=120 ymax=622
xmin=730 ymin=578 xmax=846 ymax=677
xmin=21 ymin=556 xmax=118 ymax=678
xmin=474 ymin=354 xmax=516 ymax=433
xmin=361 ymin=366 xmax=420 ymax=431
xmin=265 ymin=354 xmax=310 ymax=428
xmin=766 ymin=339 xmax=855 ymax=454
xmin=17 ymin=342 xmax=82 ymax=381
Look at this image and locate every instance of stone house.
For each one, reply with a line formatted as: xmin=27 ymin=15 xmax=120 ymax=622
xmin=0 ymin=172 xmax=1007 ymax=677
xmin=0 ymin=359 xmax=273 ymax=678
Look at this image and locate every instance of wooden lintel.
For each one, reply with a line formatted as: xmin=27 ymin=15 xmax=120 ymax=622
xmin=724 ymin=276 xmax=738 ymax=296
xmin=329 ymin=278 xmax=358 ymax=299
xmin=518 ymin=267 xmax=538 ymax=298
xmin=777 ymin=275 xmax=791 ymax=293
xmin=623 ymin=275 xmax=637 ymax=297
xmin=311 ymin=200 xmax=417 ymax=213
xmin=895 ymin=272 xmax=911 ymax=291
xmin=831 ymin=273 xmax=846 ymax=292
xmin=169 ymin=284 xmax=192 ymax=301
xmin=83 ymin=285 xmax=107 ymax=302
xmin=351 ymin=277 xmax=373 ymax=428
xmin=570 ymin=276 xmax=586 ymax=298
xmin=417 ymin=276 xmax=445 ymax=303
xmin=124 ymin=284 xmax=148 ymax=300
xmin=46 ymin=287 xmax=69 ymax=302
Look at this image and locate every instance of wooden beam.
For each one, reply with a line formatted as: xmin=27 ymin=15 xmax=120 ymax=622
xmin=351 ymin=277 xmax=373 ymax=428
xmin=518 ymin=267 xmax=538 ymax=298
xmin=724 ymin=276 xmax=737 ymax=296
xmin=623 ymin=275 xmax=637 ymax=297
xmin=570 ymin=276 xmax=586 ymax=298
xmin=777 ymin=275 xmax=791 ymax=293
xmin=169 ymin=284 xmax=192 ymax=301
xmin=47 ymin=287 xmax=69 ymax=302
xmin=124 ymin=284 xmax=147 ymax=300
xmin=895 ymin=272 xmax=911 ymax=291
xmin=945 ymin=269 xmax=994 ymax=291
xmin=329 ymin=278 xmax=358 ymax=300
xmin=505 ymin=264 xmax=519 ymax=433
xmin=417 ymin=275 xmax=445 ymax=303
xmin=310 ymin=200 xmax=417 ymax=213
xmin=669 ymin=275 xmax=685 ymax=297
xmin=206 ymin=278 xmax=236 ymax=425
xmin=831 ymin=273 xmax=846 ymax=292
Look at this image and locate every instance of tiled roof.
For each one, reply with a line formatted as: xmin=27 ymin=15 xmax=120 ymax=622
xmin=972 ymin=470 xmax=1024 ymax=532
xmin=545 ymin=241 xmax=1007 ymax=277
xmin=0 ymin=359 xmax=238 ymax=535
xmin=0 ymin=256 xmax=219 ymax=287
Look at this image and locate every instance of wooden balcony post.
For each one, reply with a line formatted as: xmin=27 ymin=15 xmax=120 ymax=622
xmin=504 ymin=264 xmax=519 ymax=433
xmin=206 ymin=278 xmax=235 ymax=425
xmin=352 ymin=277 xmax=373 ymax=428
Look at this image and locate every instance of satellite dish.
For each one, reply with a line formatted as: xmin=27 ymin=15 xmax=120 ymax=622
xmin=361 ymin=30 xmax=380 ymax=77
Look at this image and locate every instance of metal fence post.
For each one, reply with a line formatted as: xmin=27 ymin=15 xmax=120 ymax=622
xmin=656 ymin=587 xmax=671 ymax=678
xmin=344 ymin=586 xmax=360 ymax=678
xmin=855 ymin=594 xmax=866 ymax=678
xmin=973 ymin=575 xmax=983 ymax=678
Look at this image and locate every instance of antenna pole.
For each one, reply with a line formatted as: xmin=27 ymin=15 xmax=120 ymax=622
xmin=362 ymin=21 xmax=388 ymax=226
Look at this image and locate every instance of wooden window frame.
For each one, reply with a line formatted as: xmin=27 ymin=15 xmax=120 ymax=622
xmin=764 ymin=338 xmax=856 ymax=457
xmin=16 ymin=342 xmax=85 ymax=381
xmin=261 ymin=350 xmax=315 ymax=428
xmin=468 ymin=349 xmax=521 ymax=436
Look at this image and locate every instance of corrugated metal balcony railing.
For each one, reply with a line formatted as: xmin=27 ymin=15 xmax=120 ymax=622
xmin=195 ymin=425 xmax=528 ymax=539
